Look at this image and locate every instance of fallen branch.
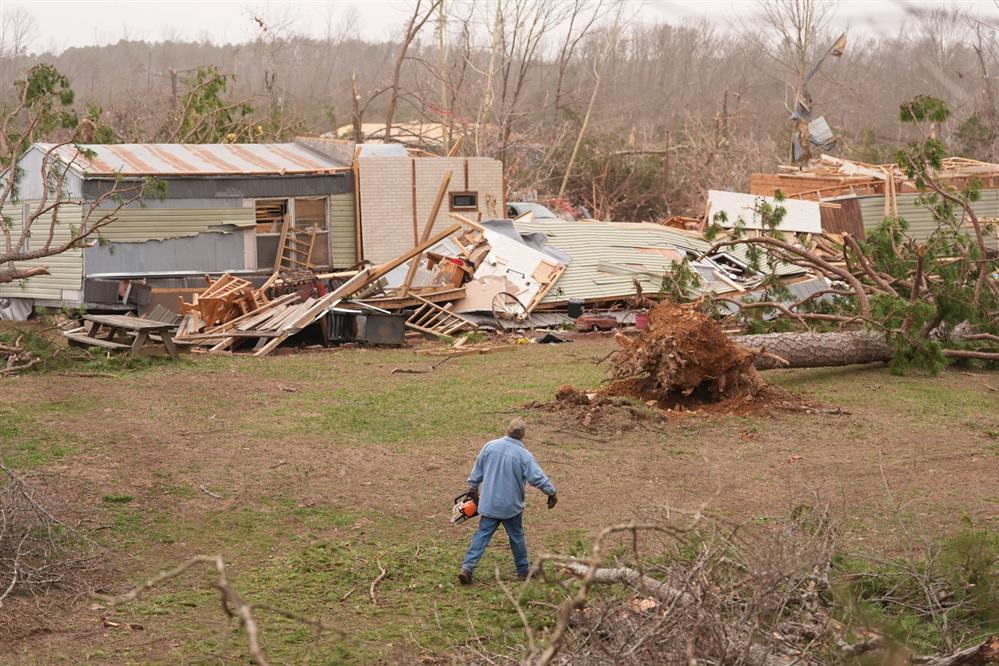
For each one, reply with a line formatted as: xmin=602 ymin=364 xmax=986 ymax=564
xmin=198 ymin=483 xmax=222 ymax=500
xmin=496 ymin=567 xmax=537 ymax=655
xmin=911 ymin=635 xmax=999 ymax=665
xmin=369 ymin=559 xmax=387 ymax=605
xmin=95 ymin=554 xmax=324 ymax=666
xmin=557 ymin=559 xmax=695 ymax=607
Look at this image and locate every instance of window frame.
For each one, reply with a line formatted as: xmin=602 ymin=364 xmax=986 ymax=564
xmin=448 ymin=191 xmax=479 ymax=212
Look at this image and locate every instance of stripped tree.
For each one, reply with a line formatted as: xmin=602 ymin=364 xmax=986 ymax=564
xmin=1 ymin=64 xmax=161 ymax=287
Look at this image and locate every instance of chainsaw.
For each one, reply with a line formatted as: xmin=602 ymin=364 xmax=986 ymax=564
xmin=451 ymin=490 xmax=479 ymax=524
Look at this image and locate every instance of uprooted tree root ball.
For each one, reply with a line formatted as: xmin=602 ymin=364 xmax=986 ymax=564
xmin=608 ymin=301 xmax=765 ymax=406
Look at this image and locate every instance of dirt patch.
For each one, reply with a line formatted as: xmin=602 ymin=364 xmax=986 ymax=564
xmin=526 ymin=384 xmax=667 ymax=430
xmin=609 ymin=301 xmax=765 ymax=407
xmin=538 ymin=382 xmax=832 ymax=422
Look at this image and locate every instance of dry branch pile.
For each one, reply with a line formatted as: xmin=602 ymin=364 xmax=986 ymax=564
xmin=0 ymin=334 xmax=40 ymax=376
xmin=608 ymin=301 xmax=765 ymax=405
xmin=0 ymin=465 xmax=102 ymax=608
xmin=511 ymin=507 xmax=999 ymax=666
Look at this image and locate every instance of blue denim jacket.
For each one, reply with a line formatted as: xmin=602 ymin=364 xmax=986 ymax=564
xmin=467 ymin=436 xmax=555 ymax=519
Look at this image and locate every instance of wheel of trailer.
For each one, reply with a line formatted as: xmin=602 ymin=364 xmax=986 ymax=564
xmin=491 ymin=292 xmax=528 ymax=330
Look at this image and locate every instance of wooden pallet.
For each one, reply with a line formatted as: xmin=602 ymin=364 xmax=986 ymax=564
xmin=405 ymin=295 xmax=476 ymax=337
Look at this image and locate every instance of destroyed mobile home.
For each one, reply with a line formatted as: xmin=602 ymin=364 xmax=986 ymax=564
xmin=2 ymin=142 xmax=995 ymax=364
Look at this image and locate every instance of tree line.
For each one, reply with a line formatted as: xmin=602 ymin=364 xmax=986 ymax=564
xmin=3 ymin=0 xmax=999 ymax=220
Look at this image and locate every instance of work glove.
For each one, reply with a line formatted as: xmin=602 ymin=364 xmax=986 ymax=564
xmin=468 ymin=487 xmax=479 ymax=502
xmin=547 ymin=493 xmax=558 ymax=510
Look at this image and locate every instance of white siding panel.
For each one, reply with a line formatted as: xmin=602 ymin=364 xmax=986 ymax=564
xmin=15 ymin=145 xmax=84 ymax=200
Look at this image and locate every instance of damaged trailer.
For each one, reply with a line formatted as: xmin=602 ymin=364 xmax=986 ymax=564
xmin=0 ymin=141 xmax=356 ymax=318
xmin=512 ymin=218 xmax=811 ymax=309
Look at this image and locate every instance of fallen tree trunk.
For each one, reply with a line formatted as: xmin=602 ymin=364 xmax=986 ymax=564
xmin=739 ymin=330 xmax=998 ymax=369
xmin=740 ymin=331 xmax=892 ymax=369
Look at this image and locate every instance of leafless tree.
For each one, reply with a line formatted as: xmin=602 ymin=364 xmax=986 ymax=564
xmin=383 ymin=0 xmax=444 ymax=141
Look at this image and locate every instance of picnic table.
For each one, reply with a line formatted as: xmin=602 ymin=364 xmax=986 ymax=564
xmin=65 ymin=314 xmax=180 ymax=361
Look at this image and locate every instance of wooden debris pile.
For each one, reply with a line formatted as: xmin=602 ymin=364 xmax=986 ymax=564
xmin=178 ymin=274 xmax=269 ymax=332
xmin=173 ymin=218 xmax=491 ymax=356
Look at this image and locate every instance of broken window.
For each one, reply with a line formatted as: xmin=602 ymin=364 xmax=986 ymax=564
xmin=449 ymin=192 xmax=478 ymax=211
xmin=254 ymin=198 xmax=330 ymax=271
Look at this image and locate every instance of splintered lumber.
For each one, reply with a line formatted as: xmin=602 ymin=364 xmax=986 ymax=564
xmin=449 ymin=212 xmax=486 ymax=233
xmin=415 ymin=344 xmax=518 ymax=357
xmin=359 ymin=287 xmax=466 ymax=310
xmin=204 ymin=222 xmax=468 ymax=358
xmin=401 ymin=170 xmax=453 ymax=296
xmin=179 ymin=273 xmax=269 ymax=328
xmin=176 ymin=293 xmax=300 ymax=340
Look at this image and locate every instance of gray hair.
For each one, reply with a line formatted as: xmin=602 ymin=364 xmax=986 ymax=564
xmin=507 ymin=418 xmax=527 ymax=440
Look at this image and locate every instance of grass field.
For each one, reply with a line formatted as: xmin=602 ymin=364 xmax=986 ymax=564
xmin=1 ymin=337 xmax=997 ymax=664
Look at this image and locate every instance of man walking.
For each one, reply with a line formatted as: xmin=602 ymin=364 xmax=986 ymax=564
xmin=458 ymin=418 xmax=557 ymax=585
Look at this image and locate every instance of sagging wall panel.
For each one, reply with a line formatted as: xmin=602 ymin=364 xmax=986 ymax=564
xmin=0 ymin=202 xmax=84 ymax=301
xmin=97 ymin=205 xmax=255 ymax=242
xmin=357 ymin=156 xmax=504 ymax=263
xmin=84 ymin=229 xmax=247 ymax=275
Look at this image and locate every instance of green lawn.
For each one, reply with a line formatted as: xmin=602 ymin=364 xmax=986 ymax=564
xmin=1 ymin=339 xmax=996 ymax=664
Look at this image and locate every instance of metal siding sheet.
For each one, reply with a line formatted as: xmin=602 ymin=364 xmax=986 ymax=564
xmin=0 ymin=202 xmax=84 ymax=301
xmin=84 ymin=231 xmax=246 ymax=274
xmin=820 ymin=198 xmax=864 ymax=236
xmin=14 ymin=145 xmax=84 ymax=200
xmin=515 ymin=220 xmax=804 ymax=304
xmin=857 ymin=192 xmax=999 ymax=248
xmin=83 ymin=173 xmax=350 ymax=200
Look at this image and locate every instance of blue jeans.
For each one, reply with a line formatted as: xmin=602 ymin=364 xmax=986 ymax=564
xmin=462 ymin=513 xmax=529 ymax=574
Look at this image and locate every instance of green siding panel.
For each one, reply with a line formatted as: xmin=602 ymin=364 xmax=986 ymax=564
xmin=98 ymin=206 xmax=255 ymax=242
xmin=330 ymin=192 xmax=357 ymax=268
xmin=857 ymin=192 xmax=998 ymax=249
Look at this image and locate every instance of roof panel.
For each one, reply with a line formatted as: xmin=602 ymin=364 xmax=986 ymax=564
xmin=36 ymin=142 xmax=345 ymax=177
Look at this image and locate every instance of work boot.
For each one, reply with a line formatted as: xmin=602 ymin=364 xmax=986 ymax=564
xmin=458 ymin=569 xmax=473 ymax=586
xmin=516 ymin=571 xmax=529 ymax=581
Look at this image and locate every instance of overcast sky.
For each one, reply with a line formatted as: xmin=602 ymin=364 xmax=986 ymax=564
xmin=4 ymin=0 xmax=999 ymax=54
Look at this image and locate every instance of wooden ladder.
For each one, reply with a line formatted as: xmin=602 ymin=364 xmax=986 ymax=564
xmin=277 ymin=224 xmax=318 ymax=272
xmin=405 ymin=295 xmax=476 ymax=337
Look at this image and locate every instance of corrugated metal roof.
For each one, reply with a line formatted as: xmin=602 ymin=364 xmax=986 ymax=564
xmin=36 ymin=142 xmax=345 ymax=177
xmin=515 ymin=219 xmax=805 ymax=304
